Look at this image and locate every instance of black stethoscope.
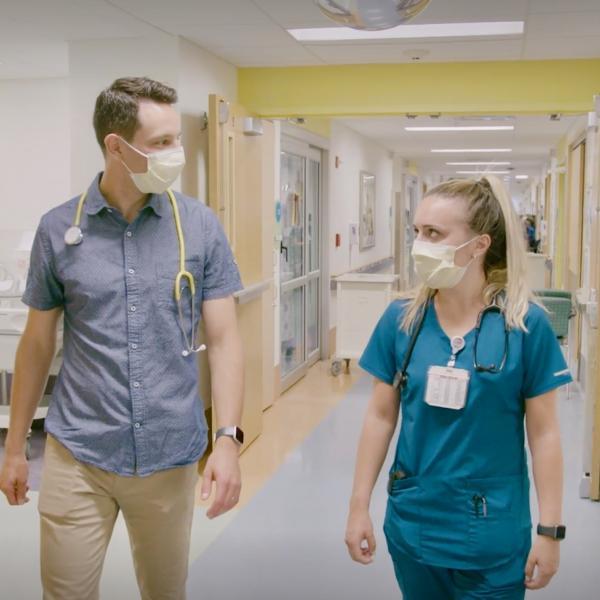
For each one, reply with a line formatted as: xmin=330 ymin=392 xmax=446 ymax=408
xmin=394 ymin=294 xmax=508 ymax=390
xmin=472 ymin=295 xmax=509 ymax=373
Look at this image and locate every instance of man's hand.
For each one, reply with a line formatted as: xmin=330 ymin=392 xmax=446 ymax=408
xmin=200 ymin=437 xmax=241 ymax=519
xmin=0 ymin=453 xmax=30 ymax=506
xmin=525 ymin=535 xmax=560 ymax=590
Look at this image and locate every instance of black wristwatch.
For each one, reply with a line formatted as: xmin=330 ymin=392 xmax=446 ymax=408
xmin=537 ymin=524 xmax=566 ymax=540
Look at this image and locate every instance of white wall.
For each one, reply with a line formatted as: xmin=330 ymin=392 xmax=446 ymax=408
xmin=328 ymin=121 xmax=394 ymax=278
xmin=68 ymin=34 xmax=180 ymax=196
xmin=0 ymin=34 xmax=238 ymax=234
xmin=328 ymin=121 xmax=394 ymax=334
xmin=0 ymin=78 xmax=70 ymax=230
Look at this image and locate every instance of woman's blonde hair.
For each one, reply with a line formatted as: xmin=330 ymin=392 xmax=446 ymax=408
xmin=399 ymin=176 xmax=538 ymax=333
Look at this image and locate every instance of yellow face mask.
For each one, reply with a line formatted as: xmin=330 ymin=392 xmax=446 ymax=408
xmin=411 ymin=237 xmax=478 ymax=289
xmin=119 ymin=137 xmax=186 ymax=194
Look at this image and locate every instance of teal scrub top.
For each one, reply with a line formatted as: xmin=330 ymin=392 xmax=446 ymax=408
xmin=359 ymin=299 xmax=572 ymax=570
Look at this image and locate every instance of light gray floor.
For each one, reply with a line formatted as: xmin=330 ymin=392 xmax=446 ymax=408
xmin=187 ymin=374 xmax=600 ymax=600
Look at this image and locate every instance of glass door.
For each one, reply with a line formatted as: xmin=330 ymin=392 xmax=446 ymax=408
xmin=280 ymin=139 xmax=321 ymax=390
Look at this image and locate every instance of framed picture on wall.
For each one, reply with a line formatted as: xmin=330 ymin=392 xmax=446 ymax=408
xmin=359 ymin=171 xmax=376 ymax=251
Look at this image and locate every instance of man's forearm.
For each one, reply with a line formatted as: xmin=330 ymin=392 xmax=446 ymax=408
xmin=5 ymin=336 xmax=55 ymax=456
xmin=207 ymin=331 xmax=244 ymax=429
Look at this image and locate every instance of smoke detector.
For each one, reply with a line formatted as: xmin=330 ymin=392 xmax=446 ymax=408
xmin=403 ymin=48 xmax=430 ymax=61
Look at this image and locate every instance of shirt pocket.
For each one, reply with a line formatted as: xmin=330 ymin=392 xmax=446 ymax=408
xmin=155 ymin=258 xmax=203 ymax=311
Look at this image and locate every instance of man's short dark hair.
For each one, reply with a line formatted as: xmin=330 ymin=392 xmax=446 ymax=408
xmin=93 ymin=77 xmax=178 ymax=152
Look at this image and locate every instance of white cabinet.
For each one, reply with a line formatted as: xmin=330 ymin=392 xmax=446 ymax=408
xmin=525 ymin=253 xmax=550 ymax=289
xmin=332 ymin=273 xmax=398 ymax=375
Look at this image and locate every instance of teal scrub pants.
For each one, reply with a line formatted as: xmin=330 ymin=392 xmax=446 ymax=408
xmin=391 ymin=548 xmax=528 ymax=600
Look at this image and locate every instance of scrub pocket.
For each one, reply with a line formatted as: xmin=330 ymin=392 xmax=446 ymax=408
xmin=384 ymin=476 xmax=422 ymax=561
xmin=465 ymin=475 xmax=525 ymax=568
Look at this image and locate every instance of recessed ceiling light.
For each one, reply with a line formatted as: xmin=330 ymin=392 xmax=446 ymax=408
xmin=406 ymin=126 xmax=514 ymax=132
xmin=456 ymin=170 xmax=511 ymax=175
xmin=432 ymin=148 xmax=513 ymax=153
xmin=446 ymin=161 xmax=512 ymax=166
xmin=288 ymin=21 xmax=524 ymax=42
xmin=515 ymin=175 xmax=529 ymax=179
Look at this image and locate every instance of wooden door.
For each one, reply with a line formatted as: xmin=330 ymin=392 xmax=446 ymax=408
xmin=205 ymin=95 xmax=275 ymax=449
xmin=567 ymin=141 xmax=586 ymax=365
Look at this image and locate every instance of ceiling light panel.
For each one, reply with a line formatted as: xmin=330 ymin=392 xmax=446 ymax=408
xmin=456 ymin=170 xmax=511 ymax=174
xmin=431 ymin=148 xmax=513 ymax=153
xmin=406 ymin=126 xmax=514 ymax=131
xmin=288 ymin=21 xmax=524 ymax=42
xmin=446 ymin=161 xmax=512 ymax=165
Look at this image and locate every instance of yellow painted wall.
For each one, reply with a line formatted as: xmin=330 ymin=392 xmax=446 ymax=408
xmin=239 ymin=59 xmax=600 ymax=117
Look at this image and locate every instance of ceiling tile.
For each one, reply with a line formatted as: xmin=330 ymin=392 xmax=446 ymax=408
xmin=251 ymin=0 xmax=332 ymax=28
xmin=177 ymin=24 xmax=294 ymax=48
xmin=528 ymin=0 xmax=600 ymax=14
xmin=410 ymin=0 xmax=528 ymax=24
xmin=0 ymin=0 xmax=157 ymax=42
xmin=109 ymin=0 xmax=271 ymax=27
xmin=526 ymin=12 xmax=600 ymax=37
xmin=523 ymin=35 xmax=600 ymax=60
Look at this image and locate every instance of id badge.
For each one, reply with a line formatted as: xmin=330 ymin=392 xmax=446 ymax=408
xmin=425 ymin=366 xmax=470 ymax=410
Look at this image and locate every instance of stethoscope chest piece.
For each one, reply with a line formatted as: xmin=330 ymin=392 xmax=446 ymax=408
xmin=64 ymin=226 xmax=83 ymax=246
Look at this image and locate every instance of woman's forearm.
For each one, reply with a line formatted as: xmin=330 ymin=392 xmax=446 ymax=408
xmin=529 ymin=429 xmax=563 ymax=525
xmin=350 ymin=392 xmax=399 ymax=511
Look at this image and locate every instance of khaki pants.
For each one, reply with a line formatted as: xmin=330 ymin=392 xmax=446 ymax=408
xmin=39 ymin=435 xmax=199 ymax=600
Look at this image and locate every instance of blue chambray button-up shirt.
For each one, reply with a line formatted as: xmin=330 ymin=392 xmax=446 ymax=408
xmin=22 ymin=173 xmax=243 ymax=476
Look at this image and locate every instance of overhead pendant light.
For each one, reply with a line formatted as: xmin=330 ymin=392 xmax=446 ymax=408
xmin=315 ymin=0 xmax=430 ymax=31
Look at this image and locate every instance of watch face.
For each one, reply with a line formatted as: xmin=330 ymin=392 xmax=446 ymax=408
xmin=234 ymin=427 xmax=244 ymax=445
xmin=538 ymin=524 xmax=566 ymax=539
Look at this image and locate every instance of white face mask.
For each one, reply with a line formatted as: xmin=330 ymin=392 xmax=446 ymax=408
xmin=119 ymin=138 xmax=186 ymax=194
xmin=411 ymin=237 xmax=479 ymax=289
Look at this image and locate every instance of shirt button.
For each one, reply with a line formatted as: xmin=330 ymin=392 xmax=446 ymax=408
xmin=133 ymin=381 xmax=140 ymax=388
xmin=130 ymin=305 xmax=136 ymax=312
xmin=128 ymin=268 xmax=135 ymax=275
xmin=126 ymin=231 xmax=133 ymax=238
xmin=131 ymin=343 xmax=138 ymax=349
xmin=134 ymin=422 xmax=141 ymax=429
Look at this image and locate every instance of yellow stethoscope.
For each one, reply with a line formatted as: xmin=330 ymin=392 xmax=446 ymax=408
xmin=64 ymin=189 xmax=206 ymax=358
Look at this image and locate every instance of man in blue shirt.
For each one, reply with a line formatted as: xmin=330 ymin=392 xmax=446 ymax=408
xmin=0 ymin=77 xmax=245 ymax=599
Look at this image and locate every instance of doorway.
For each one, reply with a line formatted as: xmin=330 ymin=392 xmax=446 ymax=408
xmin=279 ymin=137 xmax=323 ymax=391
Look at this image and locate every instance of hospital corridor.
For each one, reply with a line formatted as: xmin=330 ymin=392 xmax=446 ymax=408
xmin=1 ymin=1 xmax=600 ymax=599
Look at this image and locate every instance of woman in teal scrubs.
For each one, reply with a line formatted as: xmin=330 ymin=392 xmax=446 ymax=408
xmin=345 ymin=177 xmax=571 ymax=599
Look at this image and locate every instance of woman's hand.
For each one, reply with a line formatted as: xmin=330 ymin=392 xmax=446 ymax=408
xmin=525 ymin=536 xmax=560 ymax=590
xmin=345 ymin=507 xmax=376 ymax=565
